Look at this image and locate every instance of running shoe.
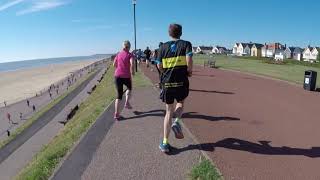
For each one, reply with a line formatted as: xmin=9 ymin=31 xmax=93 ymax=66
xmin=159 ymin=142 xmax=171 ymax=153
xmin=125 ymin=102 xmax=132 ymax=109
xmin=172 ymin=121 xmax=184 ymax=139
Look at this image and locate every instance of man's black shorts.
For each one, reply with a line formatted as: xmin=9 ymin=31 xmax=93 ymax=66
xmin=115 ymin=77 xmax=132 ymax=100
xmin=161 ymin=83 xmax=189 ymax=104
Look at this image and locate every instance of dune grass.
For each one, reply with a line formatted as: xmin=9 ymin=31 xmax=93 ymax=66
xmin=16 ymin=66 xmax=151 ymax=180
xmin=0 ymin=69 xmax=96 ymax=150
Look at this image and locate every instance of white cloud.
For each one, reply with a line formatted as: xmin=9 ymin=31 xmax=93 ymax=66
xmin=0 ymin=0 xmax=26 ymax=12
xmin=17 ymin=0 xmax=68 ymax=15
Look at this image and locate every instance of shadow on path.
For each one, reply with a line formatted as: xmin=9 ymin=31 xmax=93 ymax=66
xmin=190 ymin=89 xmax=234 ymax=95
xmin=121 ymin=110 xmax=240 ymax=122
xmin=168 ymin=138 xmax=320 ymax=158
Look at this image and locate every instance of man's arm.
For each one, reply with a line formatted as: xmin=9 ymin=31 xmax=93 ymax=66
xmin=186 ymin=42 xmax=193 ymax=77
xmin=130 ymin=57 xmax=135 ymax=76
xmin=186 ymin=55 xmax=193 ymax=77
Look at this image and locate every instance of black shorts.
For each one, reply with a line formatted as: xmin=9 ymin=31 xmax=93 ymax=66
xmin=115 ymin=77 xmax=132 ymax=100
xmin=160 ymin=82 xmax=189 ymax=104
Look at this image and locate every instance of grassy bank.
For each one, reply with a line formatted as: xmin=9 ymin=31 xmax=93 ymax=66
xmin=16 ymin=66 xmax=151 ymax=180
xmin=0 ymin=69 xmax=96 ymax=149
xmin=189 ymin=159 xmax=222 ymax=180
xmin=194 ymin=55 xmax=320 ymax=87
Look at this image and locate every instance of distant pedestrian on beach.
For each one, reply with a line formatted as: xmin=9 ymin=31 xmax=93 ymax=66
xmin=113 ymin=40 xmax=135 ymax=120
xmin=20 ymin=112 xmax=23 ymax=120
xmin=32 ymin=105 xmax=36 ymax=112
xmin=49 ymin=93 xmax=52 ymax=99
xmin=157 ymin=24 xmax=193 ymax=153
xmin=7 ymin=112 xmax=12 ymax=124
xmin=4 ymin=101 xmax=7 ymax=107
xmin=27 ymin=100 xmax=30 ymax=107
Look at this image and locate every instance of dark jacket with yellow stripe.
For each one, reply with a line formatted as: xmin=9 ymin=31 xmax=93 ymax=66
xmin=157 ymin=40 xmax=193 ymax=89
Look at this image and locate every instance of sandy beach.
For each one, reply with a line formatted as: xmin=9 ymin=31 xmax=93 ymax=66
xmin=0 ymin=60 xmax=96 ymax=106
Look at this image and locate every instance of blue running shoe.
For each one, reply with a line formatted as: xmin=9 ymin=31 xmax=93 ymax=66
xmin=172 ymin=122 xmax=184 ymax=139
xmin=159 ymin=142 xmax=171 ymax=153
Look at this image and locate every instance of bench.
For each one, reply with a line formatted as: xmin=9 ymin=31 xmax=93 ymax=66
xmin=87 ymin=85 xmax=97 ymax=94
xmin=97 ymin=76 xmax=104 ymax=83
xmin=59 ymin=104 xmax=79 ymax=125
xmin=204 ymin=59 xmax=216 ymax=68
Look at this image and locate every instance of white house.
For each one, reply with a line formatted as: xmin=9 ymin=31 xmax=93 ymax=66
xmin=292 ymin=47 xmax=303 ymax=61
xmin=196 ymin=46 xmax=213 ymax=54
xmin=212 ymin=46 xmax=227 ymax=54
xmin=261 ymin=43 xmax=284 ymax=58
xmin=232 ymin=43 xmax=238 ymax=54
xmin=244 ymin=44 xmax=254 ymax=56
xmin=302 ymin=47 xmax=317 ymax=62
xmin=192 ymin=47 xmax=198 ymax=53
xmin=274 ymin=48 xmax=285 ymax=61
xmin=311 ymin=47 xmax=320 ymax=61
xmin=233 ymin=43 xmax=248 ymax=56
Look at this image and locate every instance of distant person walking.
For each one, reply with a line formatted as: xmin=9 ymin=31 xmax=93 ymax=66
xmin=156 ymin=24 xmax=193 ymax=153
xmin=27 ymin=100 xmax=30 ymax=107
xmin=20 ymin=112 xmax=23 ymax=120
xmin=4 ymin=101 xmax=7 ymax=107
xmin=7 ymin=112 xmax=13 ymax=124
xmin=144 ymin=47 xmax=152 ymax=68
xmin=113 ymin=40 xmax=135 ymax=120
xmin=49 ymin=93 xmax=52 ymax=99
xmin=32 ymin=105 xmax=36 ymax=112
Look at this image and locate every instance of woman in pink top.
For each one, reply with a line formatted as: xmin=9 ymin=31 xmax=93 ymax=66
xmin=113 ymin=40 xmax=135 ymax=120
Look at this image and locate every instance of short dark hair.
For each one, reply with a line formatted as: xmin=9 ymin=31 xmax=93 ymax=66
xmin=169 ymin=24 xmax=182 ymax=39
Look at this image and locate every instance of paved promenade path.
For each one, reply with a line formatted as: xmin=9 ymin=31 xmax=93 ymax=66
xmin=53 ymin=87 xmax=202 ymax=180
xmin=142 ymin=64 xmax=320 ymax=180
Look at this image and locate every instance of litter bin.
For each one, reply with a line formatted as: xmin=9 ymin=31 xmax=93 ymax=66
xmin=303 ymin=70 xmax=317 ymax=91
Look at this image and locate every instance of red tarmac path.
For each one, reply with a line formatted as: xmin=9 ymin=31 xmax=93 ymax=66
xmin=142 ymin=64 xmax=320 ymax=180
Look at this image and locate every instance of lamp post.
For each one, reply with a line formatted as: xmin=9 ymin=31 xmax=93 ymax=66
xmin=133 ymin=0 xmax=137 ymax=72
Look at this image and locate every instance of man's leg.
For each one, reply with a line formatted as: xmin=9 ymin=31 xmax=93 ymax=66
xmin=114 ymin=78 xmax=124 ymax=119
xmin=172 ymin=87 xmax=188 ymax=139
xmin=160 ymin=103 xmax=174 ymax=153
xmin=124 ymin=78 xmax=133 ymax=109
xmin=164 ymin=103 xmax=174 ymax=142
xmin=174 ymin=100 xmax=184 ymax=119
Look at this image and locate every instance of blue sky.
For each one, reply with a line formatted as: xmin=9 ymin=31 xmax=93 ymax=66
xmin=0 ymin=0 xmax=320 ymax=62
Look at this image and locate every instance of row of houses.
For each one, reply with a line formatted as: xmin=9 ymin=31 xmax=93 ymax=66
xmin=192 ymin=46 xmax=231 ymax=55
xmin=233 ymin=42 xmax=320 ymax=62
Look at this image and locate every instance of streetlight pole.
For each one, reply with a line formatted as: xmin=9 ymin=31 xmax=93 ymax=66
xmin=133 ymin=0 xmax=137 ymax=72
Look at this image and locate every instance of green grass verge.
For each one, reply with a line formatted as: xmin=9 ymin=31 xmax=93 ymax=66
xmin=194 ymin=54 xmax=320 ymax=87
xmin=0 ymin=70 xmax=96 ymax=149
xmin=16 ymin=66 xmax=150 ymax=180
xmin=189 ymin=159 xmax=222 ymax=180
